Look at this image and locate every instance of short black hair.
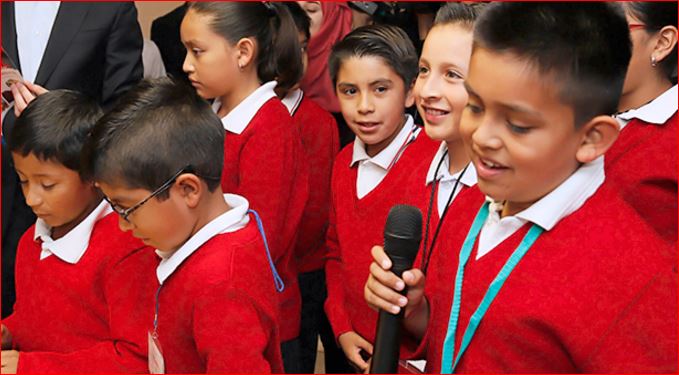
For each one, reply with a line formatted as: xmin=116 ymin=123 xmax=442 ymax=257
xmin=8 ymin=90 xmax=103 ymax=176
xmin=474 ymin=2 xmax=632 ymax=126
xmin=82 ymin=77 xmax=224 ymax=197
xmin=625 ymin=2 xmax=678 ymax=83
xmin=284 ymin=1 xmax=310 ymax=41
xmin=328 ymin=24 xmax=418 ymax=89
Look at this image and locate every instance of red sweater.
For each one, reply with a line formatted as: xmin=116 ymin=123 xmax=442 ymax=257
xmin=292 ymin=95 xmax=340 ymax=273
xmin=419 ymin=184 xmax=677 ymax=373
xmin=605 ymin=113 xmax=677 ymax=244
xmin=3 ymin=213 xmax=155 ymax=373
xmin=324 ymin=131 xmax=439 ymax=343
xmin=220 ymin=97 xmax=309 ymax=340
xmin=152 ymin=219 xmax=283 ymax=373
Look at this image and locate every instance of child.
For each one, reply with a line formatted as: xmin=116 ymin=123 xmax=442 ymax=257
xmin=410 ymin=3 xmax=481 ymax=277
xmin=324 ymin=24 xmax=439 ymax=371
xmin=180 ymin=3 xmax=309 ymax=367
xmin=607 ymin=2 xmax=678 ymax=244
xmin=365 ymin=3 xmax=676 ymax=373
xmin=280 ymin=3 xmax=342 ymax=373
xmin=2 ymin=90 xmax=152 ymax=373
xmin=82 ymin=77 xmax=284 ymax=373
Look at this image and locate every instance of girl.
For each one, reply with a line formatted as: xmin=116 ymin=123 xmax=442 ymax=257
xmin=181 ymin=3 xmax=309 ymax=370
xmin=608 ymin=2 xmax=677 ymax=243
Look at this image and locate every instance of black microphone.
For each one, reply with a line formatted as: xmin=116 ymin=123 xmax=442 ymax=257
xmin=370 ymin=205 xmax=422 ymax=374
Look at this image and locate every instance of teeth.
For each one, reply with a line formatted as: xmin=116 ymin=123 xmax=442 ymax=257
xmin=426 ymin=108 xmax=448 ymax=116
xmin=482 ymin=160 xmax=500 ymax=168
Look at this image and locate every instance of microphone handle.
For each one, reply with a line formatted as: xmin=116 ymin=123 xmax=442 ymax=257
xmin=370 ymin=258 xmax=412 ymax=374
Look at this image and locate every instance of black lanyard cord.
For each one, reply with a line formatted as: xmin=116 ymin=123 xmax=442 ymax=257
xmin=421 ymin=152 xmax=469 ymax=275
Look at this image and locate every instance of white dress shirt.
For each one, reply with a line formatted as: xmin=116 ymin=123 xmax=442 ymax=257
xmin=15 ymin=1 xmax=61 ymax=83
xmin=351 ymin=115 xmax=419 ymax=199
xmin=477 ymin=156 xmax=605 ymax=260
xmin=282 ymin=88 xmax=304 ymax=116
xmin=34 ymin=199 xmax=112 ymax=263
xmin=155 ymin=194 xmax=250 ymax=284
xmin=212 ymin=81 xmax=278 ymax=134
xmin=615 ymin=85 xmax=677 ymax=129
xmin=425 ymin=142 xmax=478 ymax=217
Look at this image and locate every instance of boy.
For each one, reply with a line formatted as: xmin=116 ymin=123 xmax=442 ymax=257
xmin=324 ymin=24 xmax=439 ymax=371
xmin=82 ymin=77 xmax=284 ymax=373
xmin=280 ymin=3 xmax=344 ymax=373
xmin=365 ymin=3 xmax=677 ymax=373
xmin=2 ymin=90 xmax=152 ymax=373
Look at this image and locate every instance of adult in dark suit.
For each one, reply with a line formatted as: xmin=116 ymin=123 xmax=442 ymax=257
xmin=151 ymin=2 xmax=189 ymax=82
xmin=1 ymin=2 xmax=143 ymax=318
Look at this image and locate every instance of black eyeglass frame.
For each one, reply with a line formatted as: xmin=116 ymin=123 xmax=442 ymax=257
xmin=104 ymin=165 xmax=192 ymax=223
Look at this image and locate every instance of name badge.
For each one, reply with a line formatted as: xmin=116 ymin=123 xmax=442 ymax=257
xmin=148 ymin=330 xmax=165 ymax=374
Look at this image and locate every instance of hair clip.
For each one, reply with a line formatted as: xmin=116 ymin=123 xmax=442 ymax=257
xmin=262 ymin=1 xmax=276 ymax=17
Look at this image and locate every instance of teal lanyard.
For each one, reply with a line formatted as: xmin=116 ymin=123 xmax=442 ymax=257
xmin=441 ymin=202 xmax=544 ymax=373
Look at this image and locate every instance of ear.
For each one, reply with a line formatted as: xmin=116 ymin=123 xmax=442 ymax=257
xmin=575 ymin=115 xmax=620 ymax=164
xmin=175 ymin=173 xmax=203 ymax=209
xmin=235 ymin=37 xmax=256 ymax=70
xmin=653 ymin=25 xmax=678 ymax=64
xmin=404 ymin=81 xmax=415 ymax=108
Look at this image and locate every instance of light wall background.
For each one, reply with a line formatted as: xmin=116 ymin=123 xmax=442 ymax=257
xmin=135 ymin=1 xmax=185 ymax=39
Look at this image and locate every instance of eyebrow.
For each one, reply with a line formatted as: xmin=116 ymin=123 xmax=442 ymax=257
xmin=465 ymin=81 xmax=544 ymax=120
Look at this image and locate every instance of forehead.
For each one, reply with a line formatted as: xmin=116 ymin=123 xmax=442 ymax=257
xmin=180 ymin=9 xmax=219 ymax=43
xmin=337 ymin=55 xmax=401 ymax=84
xmin=11 ymin=152 xmax=70 ymax=175
xmin=421 ymin=24 xmax=473 ymax=66
xmin=97 ymin=180 xmax=149 ymax=202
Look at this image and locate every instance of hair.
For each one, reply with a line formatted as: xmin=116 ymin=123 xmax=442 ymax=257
xmin=474 ymin=2 xmax=632 ymax=126
xmin=434 ymin=2 xmax=485 ymax=30
xmin=188 ymin=2 xmax=303 ymax=94
xmin=284 ymin=1 xmax=311 ymax=41
xmin=81 ymin=77 xmax=225 ymax=197
xmin=328 ymin=24 xmax=419 ymax=88
xmin=8 ymin=90 xmax=103 ymax=177
xmin=625 ymin=2 xmax=678 ymax=83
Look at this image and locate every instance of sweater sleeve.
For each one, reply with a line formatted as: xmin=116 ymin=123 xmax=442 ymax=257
xmin=584 ymin=269 xmax=678 ymax=373
xmin=16 ymin=341 xmax=147 ymax=373
xmin=192 ymin=288 xmax=275 ymax=373
xmin=2 ymin=232 xmax=34 ymax=349
xmin=323 ymin=193 xmax=354 ymax=340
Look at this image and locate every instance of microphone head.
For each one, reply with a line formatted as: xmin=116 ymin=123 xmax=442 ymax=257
xmin=383 ymin=205 xmax=422 ymax=262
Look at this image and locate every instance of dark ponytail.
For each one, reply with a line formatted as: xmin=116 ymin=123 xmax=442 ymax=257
xmin=188 ymin=2 xmax=303 ymax=92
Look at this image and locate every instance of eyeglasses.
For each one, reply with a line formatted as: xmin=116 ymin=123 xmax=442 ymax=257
xmin=104 ymin=165 xmax=191 ymax=223
xmin=628 ymin=23 xmax=646 ymax=31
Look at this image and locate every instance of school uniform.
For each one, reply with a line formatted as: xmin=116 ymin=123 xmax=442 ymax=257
xmin=213 ymin=81 xmax=308 ymax=342
xmin=324 ymin=117 xmax=439 ymax=346
xmin=609 ymin=85 xmax=678 ymax=244
xmin=283 ymin=88 xmax=341 ymax=372
xmin=414 ymin=157 xmax=677 ymax=373
xmin=3 ymin=200 xmax=153 ymax=373
xmin=147 ymin=194 xmax=284 ymax=374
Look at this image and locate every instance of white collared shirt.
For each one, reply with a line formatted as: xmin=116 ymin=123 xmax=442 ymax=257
xmin=212 ymin=81 xmax=278 ymax=135
xmin=15 ymin=1 xmax=61 ymax=83
xmin=615 ymin=85 xmax=678 ymax=130
xmin=476 ymin=156 xmax=605 ymax=260
xmin=282 ymin=88 xmax=304 ymax=116
xmin=154 ymin=194 xmax=250 ymax=284
xmin=34 ymin=199 xmax=113 ymax=263
xmin=351 ymin=115 xmax=419 ymax=199
xmin=425 ymin=142 xmax=478 ymax=217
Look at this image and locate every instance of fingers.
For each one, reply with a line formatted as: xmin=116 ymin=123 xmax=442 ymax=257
xmin=24 ymin=82 xmax=48 ymax=96
xmin=11 ymin=82 xmax=35 ymax=117
xmin=371 ymin=245 xmax=391 ymax=270
xmin=365 ymin=263 xmax=408 ymax=314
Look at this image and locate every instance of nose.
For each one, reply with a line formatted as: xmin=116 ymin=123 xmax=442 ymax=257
xmin=23 ymin=184 xmax=43 ymax=209
xmin=118 ymin=215 xmax=134 ymax=232
xmin=419 ymin=74 xmax=440 ymax=101
xmin=182 ymin=51 xmax=194 ymax=74
xmin=471 ymin=115 xmax=503 ymax=150
xmin=357 ymin=92 xmax=374 ymax=115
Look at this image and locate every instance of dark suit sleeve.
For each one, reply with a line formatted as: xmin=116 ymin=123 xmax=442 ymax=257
xmin=101 ymin=3 xmax=143 ymax=108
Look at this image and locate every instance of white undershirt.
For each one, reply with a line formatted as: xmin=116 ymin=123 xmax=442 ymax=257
xmin=15 ymin=1 xmax=60 ymax=83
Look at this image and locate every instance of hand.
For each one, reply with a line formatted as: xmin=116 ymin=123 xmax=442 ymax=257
xmin=1 ymin=350 xmax=19 ymax=374
xmin=338 ymin=331 xmax=373 ymax=372
xmin=1 ymin=325 xmax=11 ymax=350
xmin=11 ymin=81 xmax=48 ymax=117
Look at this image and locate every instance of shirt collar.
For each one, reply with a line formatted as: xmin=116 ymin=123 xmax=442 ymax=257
xmin=281 ymin=88 xmax=304 ymax=116
xmin=155 ymin=194 xmax=250 ymax=284
xmin=617 ymin=85 xmax=677 ymax=125
xmin=212 ymin=81 xmax=278 ymax=134
xmin=34 ymin=199 xmax=113 ymax=264
xmin=350 ymin=114 xmax=416 ymax=169
xmin=425 ymin=141 xmax=478 ymax=187
xmin=486 ymin=156 xmax=605 ymax=231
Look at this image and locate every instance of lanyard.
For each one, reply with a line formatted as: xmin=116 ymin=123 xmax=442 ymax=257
xmin=421 ymin=150 xmax=468 ymax=275
xmin=440 ymin=202 xmax=544 ymax=373
xmin=151 ymin=209 xmax=284 ymax=337
xmin=384 ymin=124 xmax=418 ymax=172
